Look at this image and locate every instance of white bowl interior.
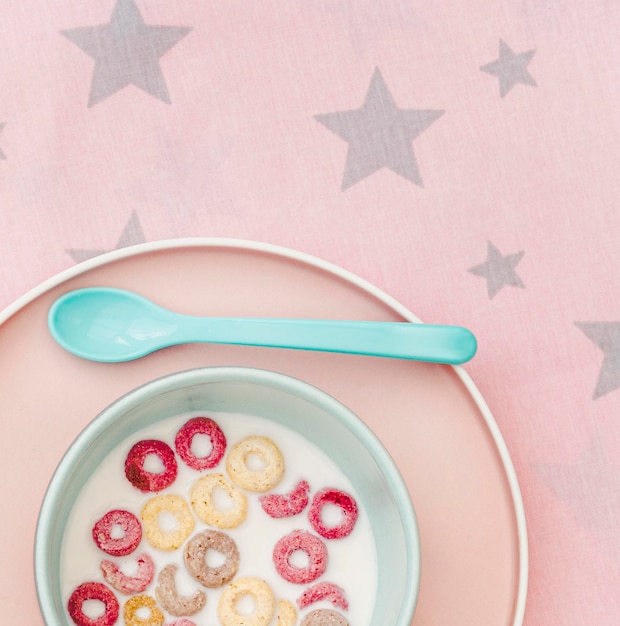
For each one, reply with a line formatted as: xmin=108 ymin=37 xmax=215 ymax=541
xmin=35 ymin=367 xmax=420 ymax=625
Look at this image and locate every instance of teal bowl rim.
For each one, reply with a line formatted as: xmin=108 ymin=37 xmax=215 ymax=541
xmin=34 ymin=365 xmax=421 ymax=625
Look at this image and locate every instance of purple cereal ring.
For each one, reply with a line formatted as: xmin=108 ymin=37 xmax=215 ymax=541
xmin=260 ymin=480 xmax=310 ymax=518
xmin=301 ymin=609 xmax=349 ymax=626
xmin=124 ymin=439 xmax=178 ymax=493
xmin=272 ymin=530 xmax=328 ymax=584
xmin=175 ymin=416 xmax=226 ymax=470
xmin=308 ymin=488 xmax=358 ymax=539
xmin=92 ymin=509 xmax=142 ymax=556
xmin=297 ymin=582 xmax=349 ymax=610
xmin=100 ymin=553 xmax=155 ymax=594
xmin=67 ymin=581 xmax=119 ymax=626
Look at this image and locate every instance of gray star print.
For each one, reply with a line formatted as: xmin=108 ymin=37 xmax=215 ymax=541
xmin=480 ymin=39 xmax=537 ymax=97
xmin=315 ymin=68 xmax=445 ymax=189
xmin=469 ymin=241 xmax=525 ymax=299
xmin=66 ymin=211 xmax=146 ymax=262
xmin=0 ymin=123 xmax=6 ymax=159
xmin=575 ymin=321 xmax=620 ymax=399
xmin=60 ymin=0 xmax=191 ymax=106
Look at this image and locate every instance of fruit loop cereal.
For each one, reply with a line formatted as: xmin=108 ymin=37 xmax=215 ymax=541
xmin=225 ymin=435 xmax=284 ymax=492
xmin=123 ymin=594 xmax=164 ymax=626
xmin=301 ymin=608 xmax=349 ymax=626
xmin=190 ymin=473 xmax=247 ymax=529
xmin=124 ymin=440 xmax=178 ymax=493
xmin=141 ymin=495 xmax=194 ymax=551
xmin=260 ymin=479 xmax=310 ymax=518
xmin=308 ymin=488 xmax=358 ymax=539
xmin=217 ymin=577 xmax=275 ymax=626
xmin=154 ymin=564 xmax=206 ymax=616
xmin=175 ymin=417 xmax=227 ymax=471
xmin=297 ymin=582 xmax=349 ymax=610
xmin=100 ymin=553 xmax=154 ymax=594
xmin=92 ymin=509 xmax=142 ymax=557
xmin=183 ymin=529 xmax=239 ymax=588
xmin=272 ymin=529 xmax=328 ymax=584
xmin=67 ymin=582 xmax=119 ymax=626
xmin=64 ymin=411 xmax=374 ymax=626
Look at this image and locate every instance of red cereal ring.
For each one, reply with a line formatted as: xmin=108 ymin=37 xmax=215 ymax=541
xmin=260 ymin=480 xmax=310 ymax=518
xmin=67 ymin=581 xmax=119 ymax=626
xmin=296 ymin=582 xmax=349 ymax=611
xmin=308 ymin=488 xmax=358 ymax=539
xmin=124 ymin=439 xmax=178 ymax=493
xmin=92 ymin=509 xmax=142 ymax=556
xmin=272 ymin=530 xmax=328 ymax=584
xmin=175 ymin=416 xmax=227 ymax=471
xmin=100 ymin=553 xmax=155 ymax=594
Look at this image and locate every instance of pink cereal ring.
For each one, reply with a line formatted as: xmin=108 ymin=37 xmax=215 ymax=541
xmin=308 ymin=488 xmax=358 ymax=539
xmin=168 ymin=621 xmax=197 ymax=626
xmin=260 ymin=480 xmax=310 ymax=518
xmin=125 ymin=439 xmax=178 ymax=493
xmin=67 ymin=581 xmax=119 ymax=626
xmin=100 ymin=553 xmax=155 ymax=594
xmin=296 ymin=582 xmax=349 ymax=611
xmin=272 ymin=530 xmax=328 ymax=584
xmin=92 ymin=509 xmax=142 ymax=556
xmin=175 ymin=417 xmax=227 ymax=471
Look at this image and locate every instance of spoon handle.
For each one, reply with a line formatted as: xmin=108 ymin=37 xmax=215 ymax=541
xmin=174 ymin=316 xmax=477 ymax=364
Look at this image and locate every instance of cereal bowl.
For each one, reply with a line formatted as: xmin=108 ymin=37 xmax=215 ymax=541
xmin=35 ymin=366 xmax=421 ymax=626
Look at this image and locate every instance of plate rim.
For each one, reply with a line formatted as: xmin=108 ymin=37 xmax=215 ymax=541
xmin=2 ymin=236 xmax=528 ymax=625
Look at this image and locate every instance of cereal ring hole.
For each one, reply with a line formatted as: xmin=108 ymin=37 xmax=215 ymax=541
xmin=319 ymin=503 xmax=346 ymax=529
xmin=81 ymin=599 xmax=106 ymax=619
xmin=212 ymin=485 xmax=236 ymax=511
xmin=289 ymin=550 xmax=311 ymax=569
xmin=109 ymin=523 xmax=126 ymax=540
xmin=158 ymin=510 xmax=180 ymax=532
xmin=143 ymin=453 xmax=166 ymax=474
xmin=190 ymin=433 xmax=214 ymax=458
xmin=244 ymin=452 xmax=266 ymax=471
xmin=235 ymin=593 xmax=257 ymax=616
xmin=205 ymin=547 xmax=228 ymax=568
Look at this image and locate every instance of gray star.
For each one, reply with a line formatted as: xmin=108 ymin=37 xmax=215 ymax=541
xmin=575 ymin=321 xmax=620 ymax=399
xmin=480 ymin=39 xmax=537 ymax=97
xmin=315 ymin=68 xmax=445 ymax=189
xmin=0 ymin=123 xmax=6 ymax=159
xmin=469 ymin=241 xmax=525 ymax=299
xmin=66 ymin=211 xmax=146 ymax=262
xmin=60 ymin=0 xmax=191 ymax=106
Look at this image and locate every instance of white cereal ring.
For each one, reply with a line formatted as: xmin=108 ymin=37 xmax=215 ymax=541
xmin=225 ymin=435 xmax=285 ymax=492
xmin=217 ymin=577 xmax=276 ymax=626
xmin=190 ymin=473 xmax=247 ymax=529
xmin=140 ymin=495 xmax=194 ymax=551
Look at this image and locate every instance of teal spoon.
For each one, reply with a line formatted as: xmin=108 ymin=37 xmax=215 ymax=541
xmin=48 ymin=287 xmax=477 ymax=364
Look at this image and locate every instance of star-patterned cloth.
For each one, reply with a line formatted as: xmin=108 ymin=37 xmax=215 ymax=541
xmin=1 ymin=1 xmax=619 ymax=624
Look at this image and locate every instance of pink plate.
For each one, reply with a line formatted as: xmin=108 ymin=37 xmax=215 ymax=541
xmin=0 ymin=238 xmax=527 ymax=625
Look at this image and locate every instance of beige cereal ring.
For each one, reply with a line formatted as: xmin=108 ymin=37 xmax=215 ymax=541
xmin=300 ymin=609 xmax=349 ymax=626
xmin=277 ymin=599 xmax=298 ymax=626
xmin=190 ymin=473 xmax=247 ymax=529
xmin=184 ymin=529 xmax=239 ymax=588
xmin=123 ymin=594 xmax=165 ymax=626
xmin=141 ymin=494 xmax=194 ymax=551
xmin=218 ymin=577 xmax=276 ymax=626
xmin=154 ymin=564 xmax=206 ymax=616
xmin=225 ymin=435 xmax=285 ymax=492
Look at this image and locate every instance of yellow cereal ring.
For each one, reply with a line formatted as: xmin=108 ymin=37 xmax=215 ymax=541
xmin=218 ymin=577 xmax=276 ymax=626
xmin=141 ymin=494 xmax=194 ymax=551
xmin=123 ymin=594 xmax=164 ymax=626
xmin=190 ymin=473 xmax=247 ymax=529
xmin=225 ymin=435 xmax=285 ymax=492
xmin=277 ymin=599 xmax=298 ymax=626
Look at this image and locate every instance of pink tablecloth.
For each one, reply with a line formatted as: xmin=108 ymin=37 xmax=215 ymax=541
xmin=2 ymin=1 xmax=618 ymax=624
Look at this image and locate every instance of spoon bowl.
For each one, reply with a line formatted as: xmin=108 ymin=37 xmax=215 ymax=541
xmin=48 ymin=287 xmax=477 ymax=364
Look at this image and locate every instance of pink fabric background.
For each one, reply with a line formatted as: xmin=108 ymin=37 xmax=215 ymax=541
xmin=2 ymin=1 xmax=619 ymax=623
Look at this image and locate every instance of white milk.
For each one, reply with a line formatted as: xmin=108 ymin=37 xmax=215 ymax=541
xmin=61 ymin=412 xmax=378 ymax=625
